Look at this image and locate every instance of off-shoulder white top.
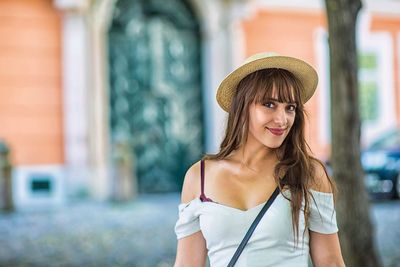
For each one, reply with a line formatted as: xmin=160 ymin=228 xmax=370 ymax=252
xmin=174 ymin=189 xmax=338 ymax=267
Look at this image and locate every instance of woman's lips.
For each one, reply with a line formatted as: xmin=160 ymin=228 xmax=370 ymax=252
xmin=267 ymin=128 xmax=285 ymax=136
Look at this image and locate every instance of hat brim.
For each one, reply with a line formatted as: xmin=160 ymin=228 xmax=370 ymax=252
xmin=216 ymin=55 xmax=318 ymax=112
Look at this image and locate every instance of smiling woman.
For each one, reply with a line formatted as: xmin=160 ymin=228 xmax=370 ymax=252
xmin=173 ymin=52 xmax=346 ymax=267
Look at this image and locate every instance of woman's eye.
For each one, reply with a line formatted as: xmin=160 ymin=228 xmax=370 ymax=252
xmin=287 ymin=105 xmax=297 ymax=111
xmin=263 ymin=102 xmax=274 ymax=108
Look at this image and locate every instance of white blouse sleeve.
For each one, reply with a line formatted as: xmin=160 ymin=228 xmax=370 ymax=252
xmin=308 ymin=190 xmax=339 ymax=234
xmin=174 ymin=198 xmax=201 ymax=239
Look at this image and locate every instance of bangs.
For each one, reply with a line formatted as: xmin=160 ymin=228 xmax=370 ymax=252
xmin=252 ymin=68 xmax=302 ymax=105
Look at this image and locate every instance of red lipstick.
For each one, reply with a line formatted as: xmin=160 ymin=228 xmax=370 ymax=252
xmin=268 ymin=128 xmax=285 ymax=136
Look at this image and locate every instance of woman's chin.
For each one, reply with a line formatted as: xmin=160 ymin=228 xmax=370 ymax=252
xmin=263 ymin=142 xmax=284 ymax=149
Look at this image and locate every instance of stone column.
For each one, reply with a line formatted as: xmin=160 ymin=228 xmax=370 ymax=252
xmin=85 ymin=0 xmax=120 ymax=200
xmin=53 ymin=0 xmax=92 ymax=199
xmin=194 ymin=0 xmax=249 ymax=152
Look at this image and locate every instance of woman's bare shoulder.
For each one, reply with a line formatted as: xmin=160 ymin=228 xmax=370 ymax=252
xmin=309 ymin=159 xmax=333 ymax=193
xmin=180 ymin=160 xmax=203 ymax=204
xmin=180 ymin=158 xmax=221 ymax=203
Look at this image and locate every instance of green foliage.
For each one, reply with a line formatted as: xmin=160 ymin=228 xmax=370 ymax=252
xmin=359 ymin=81 xmax=378 ymax=122
xmin=358 ymin=52 xmax=377 ymax=69
xmin=358 ymin=52 xmax=378 ymax=122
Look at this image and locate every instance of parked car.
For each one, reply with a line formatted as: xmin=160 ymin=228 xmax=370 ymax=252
xmin=361 ymin=128 xmax=400 ymax=199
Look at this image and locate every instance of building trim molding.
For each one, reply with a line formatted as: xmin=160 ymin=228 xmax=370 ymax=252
xmin=254 ymin=0 xmax=400 ymax=16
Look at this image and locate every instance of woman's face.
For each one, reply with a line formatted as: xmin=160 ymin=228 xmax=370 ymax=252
xmin=247 ymin=90 xmax=297 ymax=149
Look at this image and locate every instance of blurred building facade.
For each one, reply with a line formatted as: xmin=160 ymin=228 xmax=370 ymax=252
xmin=0 ymin=0 xmax=399 ymax=207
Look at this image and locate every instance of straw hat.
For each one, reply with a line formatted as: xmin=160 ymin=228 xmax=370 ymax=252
xmin=216 ymin=52 xmax=318 ymax=112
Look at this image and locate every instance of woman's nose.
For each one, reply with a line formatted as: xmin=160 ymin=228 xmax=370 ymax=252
xmin=273 ymin=107 xmax=287 ymax=126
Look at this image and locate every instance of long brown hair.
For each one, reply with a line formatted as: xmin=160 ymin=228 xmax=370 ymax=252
xmin=202 ymin=68 xmax=337 ymax=247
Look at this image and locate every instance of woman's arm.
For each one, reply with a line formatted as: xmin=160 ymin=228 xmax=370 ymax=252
xmin=309 ymin=160 xmax=346 ymax=267
xmin=309 ymin=231 xmax=346 ymax=267
xmin=174 ymin=231 xmax=208 ymax=267
xmin=174 ymin=161 xmax=208 ymax=267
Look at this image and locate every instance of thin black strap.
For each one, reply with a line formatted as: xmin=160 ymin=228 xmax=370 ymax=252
xmin=227 ymin=186 xmax=280 ymax=267
xmin=200 ymin=159 xmax=205 ymax=196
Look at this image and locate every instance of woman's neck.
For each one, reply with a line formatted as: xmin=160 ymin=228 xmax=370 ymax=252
xmin=230 ymin=141 xmax=278 ymax=173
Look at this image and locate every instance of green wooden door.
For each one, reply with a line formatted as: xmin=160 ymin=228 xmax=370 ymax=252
xmin=108 ymin=0 xmax=203 ymax=193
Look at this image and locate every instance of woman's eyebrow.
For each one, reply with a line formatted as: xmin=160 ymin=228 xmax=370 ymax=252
xmin=265 ymin=97 xmax=297 ymax=105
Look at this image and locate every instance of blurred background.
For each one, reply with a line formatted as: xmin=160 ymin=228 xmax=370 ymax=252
xmin=0 ymin=0 xmax=399 ymax=266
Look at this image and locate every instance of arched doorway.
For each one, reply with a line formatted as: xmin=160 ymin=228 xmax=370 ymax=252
xmin=108 ymin=0 xmax=204 ymax=194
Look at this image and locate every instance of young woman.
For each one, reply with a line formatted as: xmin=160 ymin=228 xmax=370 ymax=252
xmin=173 ymin=52 xmax=346 ymax=267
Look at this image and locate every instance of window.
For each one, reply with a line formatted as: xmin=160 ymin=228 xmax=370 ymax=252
xmin=359 ymin=52 xmax=379 ymax=122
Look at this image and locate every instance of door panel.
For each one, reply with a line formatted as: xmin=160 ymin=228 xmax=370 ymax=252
xmin=108 ymin=0 xmax=203 ymax=193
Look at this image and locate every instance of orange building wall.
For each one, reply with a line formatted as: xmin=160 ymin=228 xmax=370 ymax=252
xmin=0 ymin=0 xmax=64 ymax=165
xmin=241 ymin=9 xmax=328 ymax=159
xmin=370 ymin=15 xmax=400 ymax=127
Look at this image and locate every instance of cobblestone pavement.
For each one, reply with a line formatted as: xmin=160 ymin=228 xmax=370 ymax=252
xmin=370 ymin=199 xmax=400 ymax=267
xmin=0 ymin=194 xmax=399 ymax=267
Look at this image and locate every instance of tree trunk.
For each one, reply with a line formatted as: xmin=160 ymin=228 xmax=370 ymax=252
xmin=324 ymin=0 xmax=382 ymax=266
